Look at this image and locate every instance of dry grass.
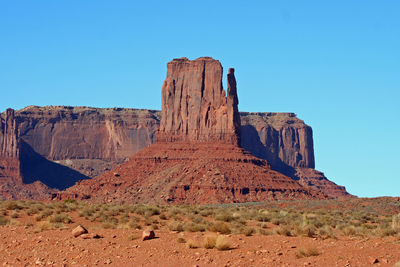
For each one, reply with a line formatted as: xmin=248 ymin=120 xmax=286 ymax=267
xmin=215 ymin=235 xmax=231 ymax=251
xmin=296 ymin=247 xmax=320 ymax=258
xmin=186 ymin=239 xmax=197 ymax=249
xmin=0 ymin=199 xmax=398 ymax=240
xmin=127 ymin=233 xmax=141 ymax=240
xmin=202 ymin=235 xmax=217 ymax=249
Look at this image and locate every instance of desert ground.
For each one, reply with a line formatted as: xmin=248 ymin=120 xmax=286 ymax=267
xmin=1 ymin=198 xmax=400 ymax=266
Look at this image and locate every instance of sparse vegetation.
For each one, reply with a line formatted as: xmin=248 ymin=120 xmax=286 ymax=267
xmin=296 ymin=247 xmax=320 ymax=258
xmin=0 ymin=199 xmax=398 ymax=239
xmin=202 ymin=235 xmax=217 ymax=249
xmin=186 ymin=239 xmax=197 ymax=249
xmin=215 ymin=235 xmax=231 ymax=251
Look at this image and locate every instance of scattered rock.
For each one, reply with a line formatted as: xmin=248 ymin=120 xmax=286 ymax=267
xmin=142 ymin=230 xmax=155 ymax=241
xmin=72 ymin=225 xmax=88 ymax=237
xmin=368 ymin=257 xmax=379 ymax=264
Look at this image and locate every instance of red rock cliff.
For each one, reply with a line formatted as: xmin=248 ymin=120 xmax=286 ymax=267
xmin=0 ymin=109 xmax=19 ymax=159
xmin=158 ymin=57 xmax=240 ymax=145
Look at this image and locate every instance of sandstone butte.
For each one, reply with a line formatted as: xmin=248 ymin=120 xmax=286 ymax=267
xmin=53 ymin=57 xmax=350 ymax=204
xmin=0 ymin=57 xmax=352 ymax=202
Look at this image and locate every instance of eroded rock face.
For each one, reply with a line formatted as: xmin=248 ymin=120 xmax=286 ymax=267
xmin=1 ymin=109 xmax=19 ymax=159
xmin=0 ymin=109 xmax=21 ymax=179
xmin=240 ymin=112 xmax=315 ymax=169
xmin=15 ymin=106 xmax=160 ymax=177
xmin=158 ymin=57 xmax=240 ymax=145
xmin=0 ymin=109 xmax=55 ymax=200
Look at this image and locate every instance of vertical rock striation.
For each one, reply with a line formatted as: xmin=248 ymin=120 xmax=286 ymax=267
xmin=0 ymin=109 xmax=21 ymax=180
xmin=1 ymin=109 xmax=19 ymax=159
xmin=158 ymin=57 xmax=240 ymax=145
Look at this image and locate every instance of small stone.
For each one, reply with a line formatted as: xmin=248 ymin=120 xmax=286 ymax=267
xmin=368 ymin=257 xmax=379 ymax=264
xmin=142 ymin=230 xmax=155 ymax=241
xmin=72 ymin=225 xmax=88 ymax=238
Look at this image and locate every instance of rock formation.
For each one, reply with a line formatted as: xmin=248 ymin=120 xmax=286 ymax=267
xmin=15 ymin=106 xmax=159 ymax=177
xmin=0 ymin=109 xmax=55 ymax=200
xmin=0 ymin=109 xmax=21 ymax=180
xmin=158 ymin=57 xmax=240 ymax=145
xmin=0 ymin=57 xmax=352 ymax=200
xmin=59 ymin=57 xmax=333 ymax=203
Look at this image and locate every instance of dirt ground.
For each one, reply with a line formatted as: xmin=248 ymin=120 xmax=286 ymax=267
xmin=1 ymin=225 xmax=399 ymax=267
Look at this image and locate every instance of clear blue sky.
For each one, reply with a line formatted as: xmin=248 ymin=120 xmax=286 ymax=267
xmin=1 ymin=1 xmax=399 ymax=197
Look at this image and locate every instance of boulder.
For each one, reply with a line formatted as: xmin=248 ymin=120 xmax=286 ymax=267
xmin=72 ymin=225 xmax=88 ymax=237
xmin=142 ymin=230 xmax=155 ymax=241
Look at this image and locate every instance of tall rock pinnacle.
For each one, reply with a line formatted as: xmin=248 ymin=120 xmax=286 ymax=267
xmin=0 ymin=108 xmax=19 ymax=158
xmin=158 ymin=57 xmax=241 ymax=145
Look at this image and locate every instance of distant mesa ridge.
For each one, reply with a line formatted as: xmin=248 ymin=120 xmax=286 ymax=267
xmin=0 ymin=57 xmax=352 ymax=201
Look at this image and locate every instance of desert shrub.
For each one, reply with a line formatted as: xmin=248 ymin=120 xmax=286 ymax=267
xmin=318 ymin=225 xmax=336 ymax=238
xmin=342 ymin=225 xmax=356 ymax=236
xmin=128 ymin=221 xmax=142 ymax=230
xmin=376 ymin=224 xmax=397 ymax=237
xmin=168 ymin=221 xmax=184 ymax=232
xmin=242 ymin=227 xmax=255 ymax=236
xmin=49 ymin=213 xmax=72 ymax=224
xmin=257 ymin=228 xmax=273 ymax=235
xmin=392 ymin=213 xmax=400 ymax=231
xmin=184 ymin=222 xmax=206 ymax=232
xmin=159 ymin=213 xmax=167 ymax=220
xmin=215 ymin=235 xmax=231 ymax=251
xmin=295 ymin=224 xmax=316 ymax=238
xmin=203 ymin=235 xmax=217 ymax=249
xmin=256 ymin=213 xmax=270 ymax=222
xmin=26 ymin=206 xmax=40 ymax=216
xmin=0 ymin=209 xmax=6 ymax=216
xmin=101 ymin=222 xmax=117 ymax=229
xmin=127 ymin=233 xmax=141 ymax=240
xmin=208 ymin=221 xmax=231 ymax=234
xmin=177 ymin=237 xmax=186 ymax=243
xmin=35 ymin=209 xmax=53 ymax=221
xmin=10 ymin=211 xmax=19 ymax=218
xmin=63 ymin=199 xmax=77 ymax=204
xmin=215 ymin=212 xmax=234 ymax=222
xmin=189 ymin=215 xmax=203 ymax=224
xmin=36 ymin=221 xmax=53 ymax=231
xmin=0 ymin=216 xmax=9 ymax=226
xmin=274 ymin=225 xmax=292 ymax=236
xmin=296 ymin=247 xmax=320 ymax=258
xmin=199 ymin=208 xmax=214 ymax=217
xmin=4 ymin=201 xmax=23 ymax=210
xmin=186 ymin=239 xmax=197 ymax=249
xmin=78 ymin=206 xmax=96 ymax=218
xmin=119 ymin=213 xmax=130 ymax=224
